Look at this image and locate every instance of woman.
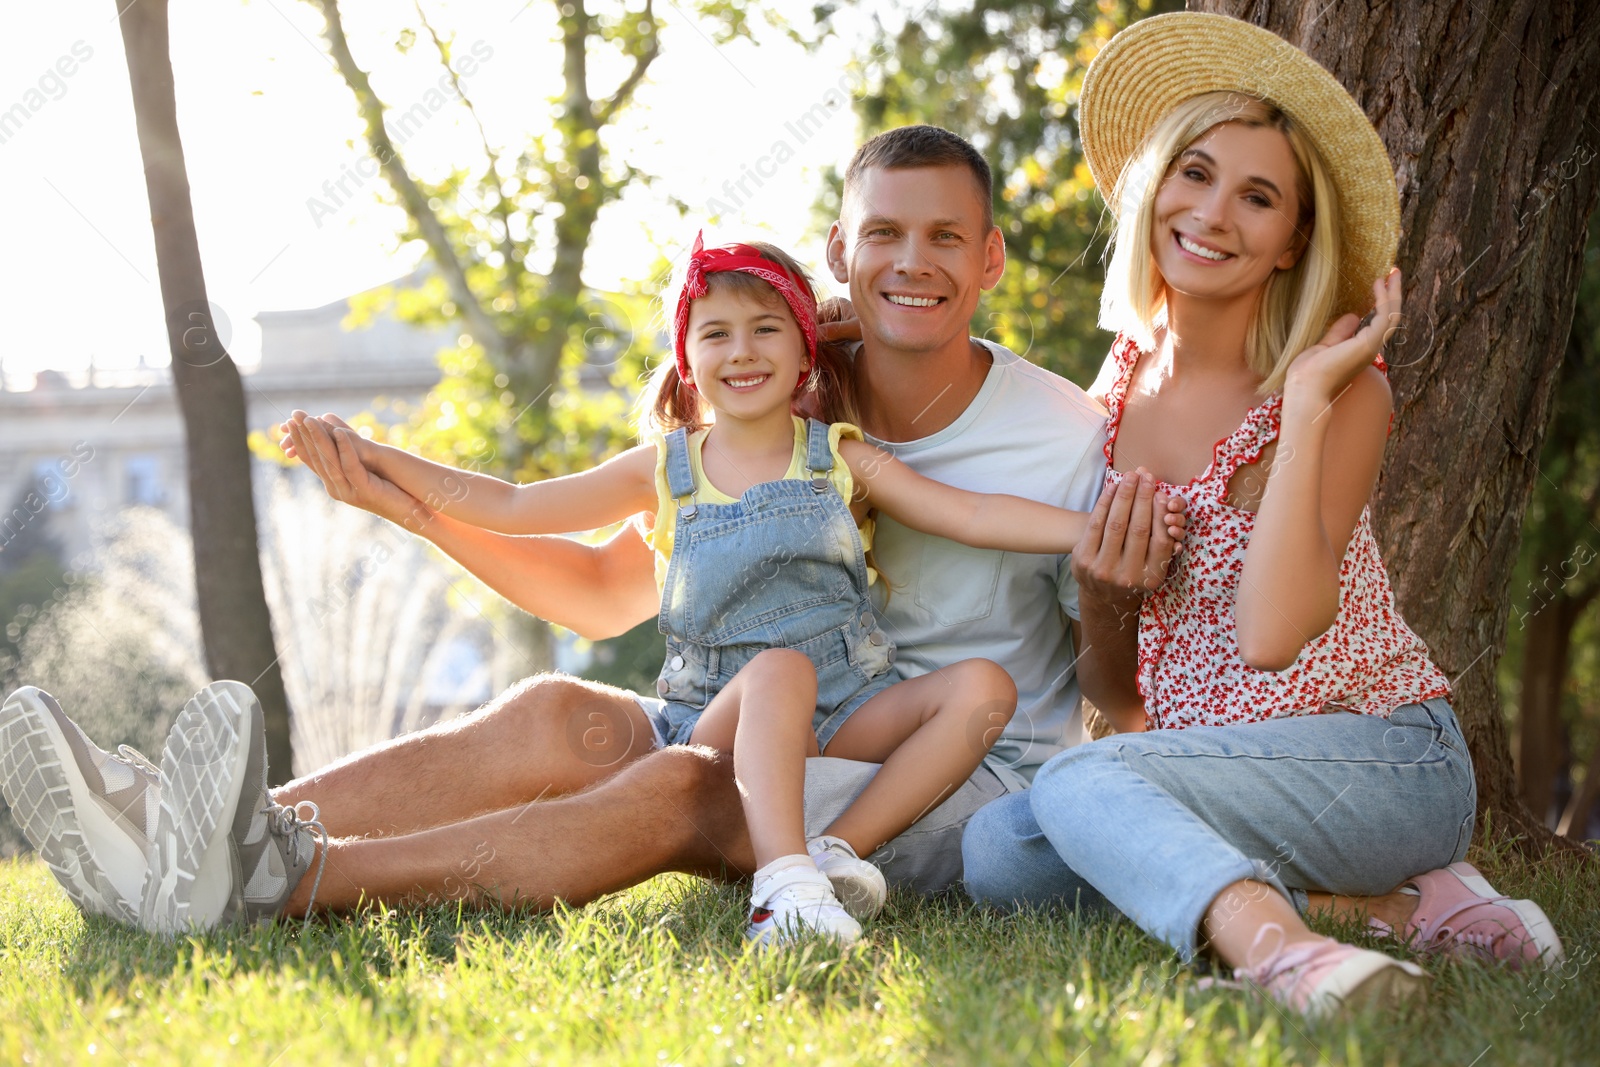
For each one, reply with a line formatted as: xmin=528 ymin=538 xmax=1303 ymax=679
xmin=962 ymin=12 xmax=1563 ymax=1018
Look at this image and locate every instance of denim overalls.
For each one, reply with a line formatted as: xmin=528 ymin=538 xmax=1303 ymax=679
xmin=653 ymin=418 xmax=898 ymax=748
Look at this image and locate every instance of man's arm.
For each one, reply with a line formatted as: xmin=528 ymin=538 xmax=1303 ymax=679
xmin=418 ymin=515 xmax=659 ymax=640
xmin=283 ymin=413 xmax=658 ymax=640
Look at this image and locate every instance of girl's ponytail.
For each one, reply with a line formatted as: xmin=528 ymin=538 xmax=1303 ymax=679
xmin=797 ymin=299 xmax=862 ymax=427
xmin=642 ymin=358 xmax=707 ymax=435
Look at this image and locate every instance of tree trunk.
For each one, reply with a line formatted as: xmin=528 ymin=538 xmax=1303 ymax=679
xmin=1191 ymin=0 xmax=1600 ymax=854
xmin=1557 ymin=726 xmax=1600 ymax=839
xmin=117 ymin=0 xmax=295 ymax=783
xmin=1516 ymin=597 xmax=1581 ymax=821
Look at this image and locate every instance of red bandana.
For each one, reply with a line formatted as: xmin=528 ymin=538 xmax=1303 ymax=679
xmin=672 ymin=231 xmax=819 ymax=391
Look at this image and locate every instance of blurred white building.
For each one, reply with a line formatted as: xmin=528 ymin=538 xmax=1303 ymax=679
xmin=0 ymin=270 xmax=449 ymax=567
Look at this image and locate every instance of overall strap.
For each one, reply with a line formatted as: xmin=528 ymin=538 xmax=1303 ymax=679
xmin=663 ymin=428 xmax=699 ymax=519
xmin=804 ymin=418 xmax=834 ymax=494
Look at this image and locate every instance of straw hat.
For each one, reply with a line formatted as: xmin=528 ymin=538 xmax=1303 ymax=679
xmin=1080 ymin=11 xmax=1399 ymax=320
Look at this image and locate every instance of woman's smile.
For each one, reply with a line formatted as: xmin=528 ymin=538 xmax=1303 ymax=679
xmin=1173 ymin=232 xmax=1235 ymax=262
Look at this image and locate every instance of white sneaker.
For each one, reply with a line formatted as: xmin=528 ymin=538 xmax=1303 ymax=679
xmin=1 ymin=687 xmax=159 ymax=923
xmin=141 ymin=682 xmax=259 ymax=935
xmin=230 ymin=703 xmax=325 ymax=926
xmin=808 ymin=835 xmax=887 ymax=919
xmin=745 ymin=861 xmax=862 ymax=946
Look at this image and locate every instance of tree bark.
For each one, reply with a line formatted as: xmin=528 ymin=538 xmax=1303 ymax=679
xmin=1516 ymin=597 xmax=1582 ymax=821
xmin=117 ymin=0 xmax=295 ymax=782
xmin=1190 ymin=0 xmax=1600 ymax=854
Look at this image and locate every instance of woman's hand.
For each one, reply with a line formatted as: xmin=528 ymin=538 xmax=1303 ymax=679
xmin=1283 ymin=268 xmax=1403 ymax=410
xmin=279 ymin=412 xmax=428 ymax=528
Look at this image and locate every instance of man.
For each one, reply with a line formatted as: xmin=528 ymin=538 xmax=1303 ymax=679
xmin=3 ymin=125 xmax=1175 ymax=929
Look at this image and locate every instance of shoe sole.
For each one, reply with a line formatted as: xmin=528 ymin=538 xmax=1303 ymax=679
xmin=1445 ymin=862 xmax=1565 ymax=967
xmin=744 ymin=919 xmax=862 ymax=948
xmin=142 ymin=682 xmax=258 ymax=935
xmin=1320 ymin=955 xmax=1428 ymax=1017
xmin=1331 ymin=953 xmax=1433 ymax=1017
xmin=744 ymin=905 xmax=863 ymax=947
xmin=0 ymin=688 xmax=142 ymax=923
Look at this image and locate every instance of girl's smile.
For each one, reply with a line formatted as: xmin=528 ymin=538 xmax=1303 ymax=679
xmin=684 ymin=286 xmax=808 ymax=425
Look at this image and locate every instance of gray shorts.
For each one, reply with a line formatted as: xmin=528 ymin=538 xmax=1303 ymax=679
xmin=636 ymin=694 xmax=1009 ymax=895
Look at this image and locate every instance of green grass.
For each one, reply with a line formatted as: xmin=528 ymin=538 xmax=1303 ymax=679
xmin=2 ymin=844 xmax=1597 ymax=1066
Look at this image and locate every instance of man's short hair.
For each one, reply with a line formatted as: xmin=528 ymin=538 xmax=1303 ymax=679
xmin=842 ymin=125 xmax=995 ymax=232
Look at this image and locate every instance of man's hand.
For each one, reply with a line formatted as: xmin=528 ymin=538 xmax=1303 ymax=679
xmin=279 ymin=412 xmax=428 ymax=529
xmin=1072 ymin=469 xmax=1184 ymax=611
xmin=817 ymin=296 xmax=860 ymax=345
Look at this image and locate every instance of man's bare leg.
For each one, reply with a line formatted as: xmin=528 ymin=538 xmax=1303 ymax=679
xmin=273 ymin=675 xmax=658 ymax=840
xmin=283 ymin=745 xmax=759 ymax=916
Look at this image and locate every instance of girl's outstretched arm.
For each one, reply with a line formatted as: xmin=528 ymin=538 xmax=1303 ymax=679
xmin=1234 ymin=270 xmax=1400 ymax=670
xmin=280 ymin=414 xmax=658 ymax=638
xmin=286 ymin=410 xmax=657 ymax=536
xmin=839 ymin=438 xmax=1186 ymax=555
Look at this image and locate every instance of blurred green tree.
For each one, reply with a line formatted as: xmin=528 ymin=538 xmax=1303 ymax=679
xmin=304 ymin=0 xmax=664 ymax=480
xmin=294 ymin=1 xmax=789 ymax=680
xmin=297 ymin=0 xmax=681 ymax=674
xmin=809 ymin=0 xmax=1181 ymax=388
xmin=1502 ymin=204 xmax=1600 ymax=841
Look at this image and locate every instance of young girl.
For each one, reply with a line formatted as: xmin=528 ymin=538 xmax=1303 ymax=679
xmin=963 ymin=12 xmax=1563 ymax=1018
xmin=286 ymin=235 xmax=1185 ymax=946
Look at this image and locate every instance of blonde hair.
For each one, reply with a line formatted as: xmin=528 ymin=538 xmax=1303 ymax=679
xmin=637 ymin=241 xmax=860 ymax=434
xmin=1099 ymin=92 xmax=1342 ymax=395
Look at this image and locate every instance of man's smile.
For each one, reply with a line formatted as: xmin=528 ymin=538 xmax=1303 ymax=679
xmin=883 ymin=292 xmax=947 ymax=308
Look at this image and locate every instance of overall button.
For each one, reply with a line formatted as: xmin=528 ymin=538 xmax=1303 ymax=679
xmin=656 ymin=677 xmax=671 ymax=696
xmin=868 ymin=631 xmax=886 ymax=646
xmin=859 ymin=611 xmax=875 ymax=629
xmin=669 ymin=654 xmax=685 ymax=671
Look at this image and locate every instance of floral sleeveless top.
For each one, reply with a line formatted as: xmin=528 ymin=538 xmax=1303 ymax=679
xmin=1098 ymin=333 xmax=1451 ymax=731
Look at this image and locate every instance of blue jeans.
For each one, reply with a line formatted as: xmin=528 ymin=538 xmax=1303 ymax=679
xmin=962 ymin=699 xmax=1476 ymax=960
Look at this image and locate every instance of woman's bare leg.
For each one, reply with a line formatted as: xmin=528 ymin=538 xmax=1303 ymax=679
xmin=818 ymin=659 xmax=1016 ymax=857
xmin=1202 ymin=880 xmax=1327 ymax=970
xmin=1203 ymin=883 xmax=1425 ymax=970
xmin=1305 ymin=888 xmax=1420 ymax=929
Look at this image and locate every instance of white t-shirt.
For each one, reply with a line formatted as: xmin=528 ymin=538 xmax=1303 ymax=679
xmin=866 ymin=339 xmax=1109 ymax=791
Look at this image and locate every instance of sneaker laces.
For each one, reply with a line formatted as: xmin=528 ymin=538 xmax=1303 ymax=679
xmin=265 ymin=798 xmax=329 ymax=920
xmin=1406 ymin=894 xmax=1515 ymax=951
xmin=808 ymin=835 xmax=858 ymax=861
xmin=112 ymin=744 xmax=160 ymax=777
xmin=1246 ymin=935 xmax=1342 ymax=992
xmin=1197 ymin=924 xmax=1333 ymax=995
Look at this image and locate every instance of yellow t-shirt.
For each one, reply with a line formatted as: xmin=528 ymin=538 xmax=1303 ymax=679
xmin=643 ymin=416 xmax=876 ymax=590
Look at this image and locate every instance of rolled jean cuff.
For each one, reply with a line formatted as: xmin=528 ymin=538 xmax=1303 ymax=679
xmin=1169 ymin=857 xmax=1299 ymax=962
